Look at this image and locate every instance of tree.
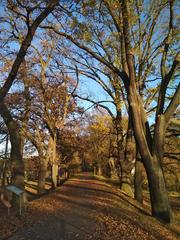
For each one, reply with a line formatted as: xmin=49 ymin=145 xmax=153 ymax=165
xmin=25 ymin=33 xmax=81 ymax=190
xmin=0 ymin=0 xmax=58 ymax=196
xmin=86 ymin=113 xmax=112 ymax=176
xmin=120 ymin=0 xmax=179 ymax=222
xmin=47 ymin=0 xmax=179 ymax=222
xmin=163 ymin=117 xmax=180 ymax=192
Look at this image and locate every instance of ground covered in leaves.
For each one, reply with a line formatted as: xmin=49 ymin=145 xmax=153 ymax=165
xmin=0 ymin=173 xmax=179 ymax=240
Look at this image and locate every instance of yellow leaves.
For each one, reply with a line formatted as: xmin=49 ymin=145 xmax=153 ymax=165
xmin=87 ymin=0 xmax=96 ymax=7
xmin=83 ymin=31 xmax=92 ymax=43
xmin=104 ymin=37 xmax=112 ymax=46
xmin=147 ymin=87 xmax=157 ymax=94
xmin=70 ymin=17 xmax=78 ymax=29
xmin=70 ymin=18 xmax=92 ymax=43
xmin=1 ymin=59 xmax=13 ymax=72
xmin=89 ymin=115 xmax=111 ymax=135
xmin=81 ymin=0 xmax=96 ymax=15
xmin=107 ymin=0 xmax=121 ymax=10
xmin=114 ymin=55 xmax=121 ymax=68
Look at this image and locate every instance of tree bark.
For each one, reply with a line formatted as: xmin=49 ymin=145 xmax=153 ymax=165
xmin=121 ymin=170 xmax=133 ymax=197
xmin=121 ymin=0 xmax=172 ymax=222
xmin=109 ymin=157 xmax=118 ymax=180
xmin=97 ymin=164 xmax=102 ymax=176
xmin=145 ymin=156 xmax=172 ymax=221
xmin=0 ymin=103 xmax=24 ymax=189
xmin=128 ymin=86 xmax=172 ymax=222
xmin=2 ymin=161 xmax=7 ymax=187
xmin=134 ymin=154 xmax=144 ymax=203
xmin=38 ymin=159 xmax=48 ymax=194
xmin=1 ymin=135 xmax=9 ymax=187
xmin=52 ymin=164 xmax=58 ymax=188
xmin=50 ymin=134 xmax=58 ymax=188
xmin=121 ymin=117 xmax=135 ymax=197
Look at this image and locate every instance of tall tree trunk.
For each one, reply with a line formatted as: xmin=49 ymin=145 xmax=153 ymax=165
xmin=97 ymin=164 xmax=102 ymax=176
xmin=112 ymin=108 xmax=124 ymax=185
xmin=121 ymin=167 xmax=133 ymax=197
xmin=144 ymin=156 xmax=171 ymax=221
xmin=0 ymin=103 xmax=24 ymax=189
xmin=121 ymin=0 xmax=172 ymax=222
xmin=38 ymin=159 xmax=48 ymax=194
xmin=114 ymin=108 xmax=124 ymax=171
xmin=121 ymin=118 xmax=135 ymax=197
xmin=10 ymin=127 xmax=25 ymax=207
xmin=9 ymin=129 xmax=23 ymax=188
xmin=2 ymin=135 xmax=9 ymax=187
xmin=2 ymin=162 xmax=7 ymax=187
xmin=134 ymin=153 xmax=144 ymax=203
xmin=52 ymin=164 xmax=58 ymax=188
xmin=0 ymin=103 xmax=25 ymax=208
xmin=109 ymin=157 xmax=118 ymax=180
xmin=50 ymin=135 xmax=58 ymax=188
xmin=128 ymin=89 xmax=172 ymax=222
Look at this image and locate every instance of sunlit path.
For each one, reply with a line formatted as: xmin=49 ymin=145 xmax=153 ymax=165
xmin=6 ymin=173 xmax=179 ymax=240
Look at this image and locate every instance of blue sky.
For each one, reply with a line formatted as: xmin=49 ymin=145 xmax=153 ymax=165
xmin=0 ymin=1 xmax=115 ymax=117
xmin=0 ymin=0 xmax=179 ymax=154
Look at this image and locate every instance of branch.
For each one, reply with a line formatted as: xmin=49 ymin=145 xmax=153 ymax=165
xmin=103 ymin=0 xmax=122 ymax=34
xmin=164 ymin=52 xmax=180 ymax=84
xmin=164 ymin=83 xmax=180 ymax=124
xmin=0 ymin=0 xmax=58 ymax=101
xmin=73 ymin=94 xmax=115 ymax=118
xmin=71 ymin=65 xmax=79 ymax=96
xmin=156 ymin=0 xmax=177 ymax=118
xmin=160 ymin=0 xmax=174 ymax=80
xmin=42 ymin=25 xmax=130 ymax=87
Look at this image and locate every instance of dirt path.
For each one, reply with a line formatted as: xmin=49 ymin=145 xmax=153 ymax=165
xmin=2 ymin=173 xmax=179 ymax=240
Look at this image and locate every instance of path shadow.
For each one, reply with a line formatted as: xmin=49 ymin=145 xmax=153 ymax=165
xmin=63 ymin=183 xmax=151 ymax=216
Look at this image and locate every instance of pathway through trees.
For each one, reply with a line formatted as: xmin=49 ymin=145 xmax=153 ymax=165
xmin=4 ymin=173 xmax=179 ymax=240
